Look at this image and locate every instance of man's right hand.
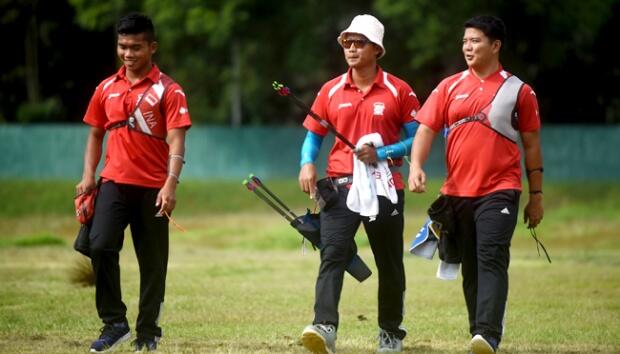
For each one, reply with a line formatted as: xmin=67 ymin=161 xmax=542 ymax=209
xmin=299 ymin=163 xmax=317 ymax=197
xmin=408 ymin=165 xmax=427 ymax=193
xmin=75 ymin=176 xmax=97 ymax=196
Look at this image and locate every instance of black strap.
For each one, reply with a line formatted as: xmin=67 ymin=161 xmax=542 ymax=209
xmin=529 ymin=227 xmax=551 ymax=263
xmin=448 ymin=112 xmax=486 ymax=131
xmin=331 ymin=176 xmax=353 ymax=186
xmin=108 ymin=82 xmax=155 ymax=131
xmin=446 ymin=75 xmax=520 ymax=138
xmin=108 ymin=120 xmax=127 ymax=130
xmin=527 ymin=167 xmax=544 ymax=175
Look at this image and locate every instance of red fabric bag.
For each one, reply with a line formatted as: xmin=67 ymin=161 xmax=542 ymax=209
xmin=74 ymin=188 xmax=98 ymax=224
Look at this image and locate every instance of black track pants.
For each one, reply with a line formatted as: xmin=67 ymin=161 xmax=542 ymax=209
xmin=452 ymin=189 xmax=520 ymax=343
xmin=313 ymin=187 xmax=407 ymax=339
xmin=89 ymin=181 xmax=169 ymax=340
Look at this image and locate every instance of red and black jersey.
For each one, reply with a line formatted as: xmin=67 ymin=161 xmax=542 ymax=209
xmin=83 ymin=64 xmax=192 ymax=188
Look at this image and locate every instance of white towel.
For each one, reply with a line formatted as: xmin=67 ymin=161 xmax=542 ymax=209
xmin=436 ymin=261 xmax=460 ymax=280
xmin=346 ymin=133 xmax=398 ymax=220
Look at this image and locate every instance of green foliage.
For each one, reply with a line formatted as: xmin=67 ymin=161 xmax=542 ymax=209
xmin=69 ymin=0 xmax=126 ymax=31
xmin=15 ymin=96 xmax=64 ymax=122
xmin=65 ymin=0 xmax=377 ymax=124
xmin=374 ymin=0 xmax=619 ymax=122
xmin=1 ymin=0 xmax=618 ymax=124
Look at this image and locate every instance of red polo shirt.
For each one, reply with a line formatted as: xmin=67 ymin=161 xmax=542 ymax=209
xmin=83 ymin=64 xmax=192 ymax=188
xmin=303 ymin=67 xmax=420 ymax=189
xmin=415 ymin=66 xmax=540 ymax=197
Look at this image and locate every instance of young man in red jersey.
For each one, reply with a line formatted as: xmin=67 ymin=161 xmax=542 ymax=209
xmin=298 ymin=14 xmax=421 ymax=354
xmin=408 ymin=15 xmax=544 ymax=354
xmin=75 ymin=12 xmax=191 ymax=353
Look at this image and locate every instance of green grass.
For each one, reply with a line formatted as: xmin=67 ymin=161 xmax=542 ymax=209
xmin=0 ymin=179 xmax=619 ymax=353
xmin=0 ymin=234 xmax=65 ymax=248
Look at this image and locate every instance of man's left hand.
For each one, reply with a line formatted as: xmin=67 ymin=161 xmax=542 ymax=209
xmin=355 ymin=144 xmax=378 ymax=165
xmin=156 ymin=180 xmax=177 ymax=217
xmin=524 ymin=194 xmax=544 ymax=228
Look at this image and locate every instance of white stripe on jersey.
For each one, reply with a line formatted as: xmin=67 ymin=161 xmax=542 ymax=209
xmin=328 ymin=74 xmax=348 ymax=98
xmin=102 ymin=78 xmax=116 ymax=92
xmin=133 ymin=109 xmax=153 ymax=135
xmin=383 ymin=72 xmax=398 ymax=98
xmin=152 ymin=80 xmax=165 ymax=98
xmin=448 ymin=70 xmax=470 ymax=95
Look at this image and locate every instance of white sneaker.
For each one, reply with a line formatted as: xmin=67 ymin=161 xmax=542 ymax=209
xmin=470 ymin=334 xmax=497 ymax=354
xmin=377 ymin=329 xmax=402 ymax=353
xmin=301 ymin=324 xmax=336 ymax=354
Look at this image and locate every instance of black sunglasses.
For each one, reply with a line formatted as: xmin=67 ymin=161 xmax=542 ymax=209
xmin=340 ymin=38 xmax=371 ymax=49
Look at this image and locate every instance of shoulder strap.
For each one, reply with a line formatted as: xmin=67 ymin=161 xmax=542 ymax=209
xmin=107 ymin=82 xmax=155 ymax=131
xmin=447 ymin=75 xmax=523 ymax=143
xmin=485 ymin=75 xmax=523 ymax=142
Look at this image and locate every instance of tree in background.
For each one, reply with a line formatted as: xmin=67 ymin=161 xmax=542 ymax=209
xmin=374 ymin=0 xmax=620 ymax=123
xmin=0 ymin=0 xmax=618 ymax=124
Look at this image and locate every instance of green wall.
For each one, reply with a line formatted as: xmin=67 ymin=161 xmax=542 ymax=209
xmin=1 ymin=124 xmax=618 ymax=180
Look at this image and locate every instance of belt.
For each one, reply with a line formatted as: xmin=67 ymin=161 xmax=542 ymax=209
xmin=330 ymin=176 xmax=353 ymax=186
xmin=329 ymin=166 xmax=401 ymax=187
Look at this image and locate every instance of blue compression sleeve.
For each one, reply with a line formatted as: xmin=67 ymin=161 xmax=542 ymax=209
xmin=300 ymin=131 xmax=324 ymax=167
xmin=376 ymin=121 xmax=419 ymax=161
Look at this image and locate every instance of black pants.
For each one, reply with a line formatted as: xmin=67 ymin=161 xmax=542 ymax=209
xmin=89 ymin=181 xmax=169 ymax=340
xmin=313 ymin=187 xmax=406 ymax=339
xmin=451 ymin=189 xmax=520 ymax=343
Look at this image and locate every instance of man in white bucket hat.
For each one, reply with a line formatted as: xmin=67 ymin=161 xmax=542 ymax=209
xmin=337 ymin=14 xmax=386 ymax=58
xmin=298 ymin=14 xmax=421 ymax=353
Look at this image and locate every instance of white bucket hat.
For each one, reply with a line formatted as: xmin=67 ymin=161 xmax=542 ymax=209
xmin=337 ymin=14 xmax=385 ymax=58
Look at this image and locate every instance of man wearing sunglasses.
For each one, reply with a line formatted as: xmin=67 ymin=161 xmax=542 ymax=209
xmin=298 ymin=14 xmax=420 ymax=354
xmin=408 ymin=15 xmax=544 ymax=354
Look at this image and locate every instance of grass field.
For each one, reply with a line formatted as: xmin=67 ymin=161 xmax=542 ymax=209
xmin=0 ymin=179 xmax=619 ymax=353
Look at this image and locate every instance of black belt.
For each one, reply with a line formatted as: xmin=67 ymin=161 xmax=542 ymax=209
xmin=329 ymin=165 xmax=401 ymax=187
xmin=330 ymin=176 xmax=353 ymax=186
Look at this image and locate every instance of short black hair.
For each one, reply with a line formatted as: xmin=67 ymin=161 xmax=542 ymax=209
xmin=464 ymin=15 xmax=506 ymax=45
xmin=117 ymin=12 xmax=155 ymax=42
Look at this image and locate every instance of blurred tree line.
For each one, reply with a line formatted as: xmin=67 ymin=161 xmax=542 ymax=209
xmin=1 ymin=0 xmax=618 ymax=124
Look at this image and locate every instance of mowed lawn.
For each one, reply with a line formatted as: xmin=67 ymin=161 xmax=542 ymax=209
xmin=0 ymin=180 xmax=619 ymax=353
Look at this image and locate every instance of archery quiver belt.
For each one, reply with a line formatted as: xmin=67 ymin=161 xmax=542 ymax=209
xmin=314 ymin=177 xmax=339 ymax=211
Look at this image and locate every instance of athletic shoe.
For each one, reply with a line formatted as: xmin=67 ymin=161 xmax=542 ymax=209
xmin=470 ymin=334 xmax=498 ymax=354
xmin=301 ymin=323 xmax=337 ymax=354
xmin=132 ymin=337 xmax=158 ymax=352
xmin=89 ymin=322 xmax=131 ymax=353
xmin=377 ymin=329 xmax=402 ymax=353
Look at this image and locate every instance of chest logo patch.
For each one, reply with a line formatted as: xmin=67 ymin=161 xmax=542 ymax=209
xmin=455 ymin=93 xmax=469 ymax=100
xmin=338 ymin=102 xmax=352 ymax=109
xmin=373 ymin=102 xmax=385 ymax=116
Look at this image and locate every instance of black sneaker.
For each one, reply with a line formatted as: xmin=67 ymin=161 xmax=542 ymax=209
xmin=132 ymin=337 xmax=158 ymax=352
xmin=89 ymin=322 xmax=131 ymax=353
